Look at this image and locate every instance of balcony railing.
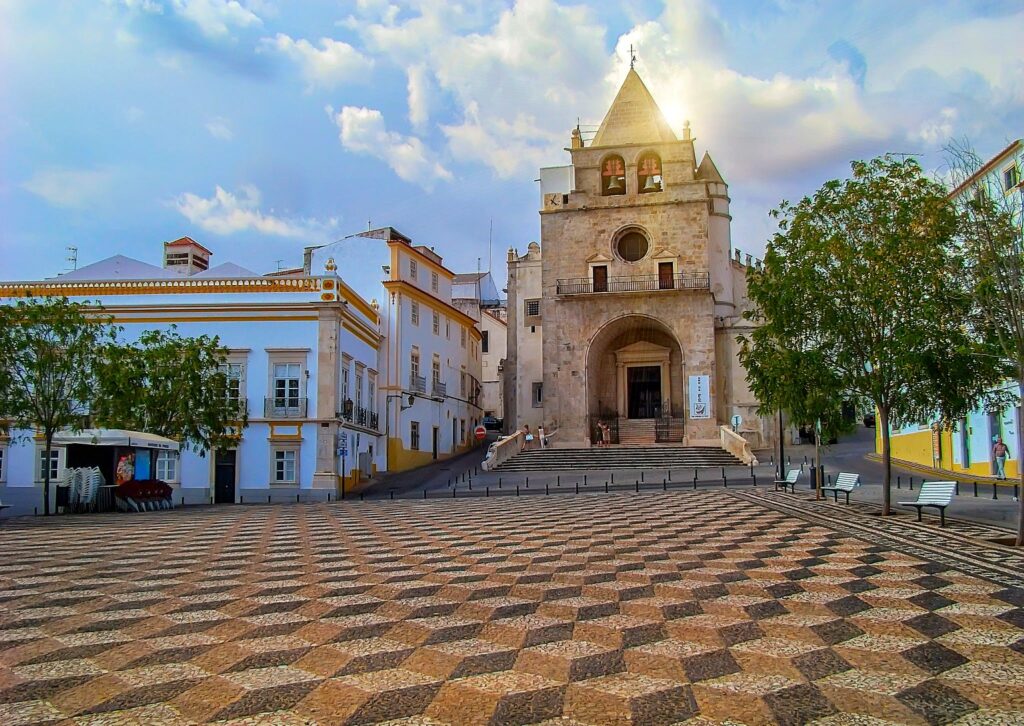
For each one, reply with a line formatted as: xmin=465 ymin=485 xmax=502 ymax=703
xmin=409 ymin=373 xmax=426 ymax=394
xmin=340 ymin=404 xmax=379 ymax=431
xmin=556 ymin=272 xmax=710 ymax=295
xmin=264 ymin=396 xmax=307 ymax=418
xmin=432 ymin=380 xmax=447 ymax=398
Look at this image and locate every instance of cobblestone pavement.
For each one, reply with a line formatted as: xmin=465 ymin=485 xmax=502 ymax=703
xmin=1 ymin=491 xmax=1022 ymax=725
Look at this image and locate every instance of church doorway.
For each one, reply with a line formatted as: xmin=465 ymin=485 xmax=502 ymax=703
xmin=627 ymin=366 xmax=662 ymax=418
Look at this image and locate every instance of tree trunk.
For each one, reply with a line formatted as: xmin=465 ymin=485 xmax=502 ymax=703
xmin=814 ymin=418 xmax=823 ymax=500
xmin=778 ymin=409 xmax=785 ymax=477
xmin=43 ymin=430 xmax=53 ymax=517
xmin=878 ymin=406 xmax=891 ymax=516
xmin=1016 ymin=377 xmax=1023 ymax=547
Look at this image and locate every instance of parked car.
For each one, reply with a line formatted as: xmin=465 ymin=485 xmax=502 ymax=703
xmin=482 ymin=416 xmax=502 ymax=431
xmin=863 ymin=412 xmax=876 ymax=428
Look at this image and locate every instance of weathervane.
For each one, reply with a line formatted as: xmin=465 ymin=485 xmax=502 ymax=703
xmin=629 ymin=44 xmax=636 ymax=69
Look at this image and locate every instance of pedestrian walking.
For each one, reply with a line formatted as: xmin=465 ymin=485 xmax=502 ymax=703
xmin=993 ymin=436 xmax=1010 ymax=480
xmin=522 ymin=425 xmax=534 ymax=451
xmin=595 ymin=421 xmax=604 ymax=448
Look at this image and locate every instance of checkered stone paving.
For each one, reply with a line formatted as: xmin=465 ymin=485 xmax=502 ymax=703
xmin=0 ymin=491 xmax=1022 ymax=725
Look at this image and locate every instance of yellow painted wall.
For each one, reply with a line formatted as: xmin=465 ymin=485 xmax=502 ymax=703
xmin=387 ymin=437 xmax=436 ymax=473
xmin=882 ymin=425 xmax=1020 ymax=480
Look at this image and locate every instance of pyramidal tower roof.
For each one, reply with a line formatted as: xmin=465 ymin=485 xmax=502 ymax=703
xmin=590 ymin=68 xmax=678 ymax=148
xmin=696 ymin=151 xmax=724 ymax=182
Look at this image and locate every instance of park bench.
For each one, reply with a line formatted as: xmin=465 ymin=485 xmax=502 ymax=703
xmin=774 ymin=469 xmax=800 ymax=493
xmin=899 ymin=481 xmax=956 ymax=527
xmin=821 ymin=472 xmax=860 ymax=504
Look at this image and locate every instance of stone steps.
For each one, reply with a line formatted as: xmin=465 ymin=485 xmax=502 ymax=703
xmin=495 ymin=446 xmax=743 ymax=472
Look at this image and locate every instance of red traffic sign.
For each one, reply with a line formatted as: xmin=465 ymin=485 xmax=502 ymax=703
xmin=474 ymin=425 xmax=487 ymax=440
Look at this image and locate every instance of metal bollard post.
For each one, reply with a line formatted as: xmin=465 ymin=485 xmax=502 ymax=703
xmin=584 ymin=475 xmax=588 ymax=486
xmin=268 ymin=495 xmax=271 ymax=503
xmin=526 ymin=476 xmax=529 ymax=488
xmin=993 ymin=482 xmax=998 ymax=500
xmin=955 ymin=481 xmax=959 ymax=495
xmin=611 ymin=472 xmax=615 ymax=484
xmin=557 ymin=475 xmax=560 ymax=486
xmin=576 ymin=482 xmax=579 ymax=494
xmin=516 ymin=486 xmax=520 ymax=496
xmin=910 ymin=477 xmax=914 ymax=491
xmin=641 ymin=471 xmax=645 ymax=483
xmin=390 ymin=489 xmax=395 ymax=500
xmin=662 ymin=479 xmax=666 ymax=491
xmin=453 ymin=487 xmax=456 ymax=498
xmin=668 ymin=469 xmax=672 ymax=481
xmin=424 ymin=489 xmax=427 ymax=499
xmin=605 ymin=481 xmax=609 ymax=493
xmin=486 ymin=487 xmax=489 ymax=497
xmin=546 ymin=483 xmax=549 ymax=495
xmin=635 ymin=480 xmax=640 ymax=492
xmin=498 ymin=478 xmax=502 ymax=489
xmin=297 ymin=494 xmax=300 ymax=503
xmin=360 ymin=491 xmax=364 ymax=501
xmin=897 ymin=476 xmax=901 ymax=489
xmin=974 ymin=481 xmax=978 ymax=497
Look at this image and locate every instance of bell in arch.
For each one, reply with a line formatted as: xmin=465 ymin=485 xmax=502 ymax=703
xmin=642 ymin=175 xmax=661 ymax=192
xmin=607 ymin=175 xmax=624 ymax=192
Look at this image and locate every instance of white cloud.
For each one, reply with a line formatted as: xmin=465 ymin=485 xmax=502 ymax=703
xmin=22 ymin=167 xmax=116 ymax=209
xmin=170 ymin=0 xmax=261 ymax=38
xmin=205 ymin=116 xmax=233 ymax=140
xmin=406 ymin=63 xmax=431 ymax=129
xmin=262 ymin=33 xmax=372 ymax=90
xmin=174 ymin=184 xmax=333 ymax=238
xmin=115 ymin=0 xmax=262 ymax=38
xmin=329 ymin=105 xmax=452 ymax=188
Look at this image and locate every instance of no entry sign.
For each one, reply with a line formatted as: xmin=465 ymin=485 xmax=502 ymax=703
xmin=474 ymin=425 xmax=487 ymax=440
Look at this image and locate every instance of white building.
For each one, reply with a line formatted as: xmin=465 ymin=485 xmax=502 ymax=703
xmin=0 ymin=230 xmax=482 ymax=516
xmin=504 ymin=242 xmax=545 ymax=434
xmin=452 ymin=272 xmax=507 ymax=423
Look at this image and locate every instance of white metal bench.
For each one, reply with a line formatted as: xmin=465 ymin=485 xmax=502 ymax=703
xmin=774 ymin=469 xmax=800 ymax=493
xmin=899 ymin=481 xmax=956 ymax=527
xmin=822 ymin=472 xmax=860 ymax=504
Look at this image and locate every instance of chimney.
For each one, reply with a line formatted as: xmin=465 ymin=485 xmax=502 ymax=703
xmin=163 ymin=237 xmax=211 ymax=276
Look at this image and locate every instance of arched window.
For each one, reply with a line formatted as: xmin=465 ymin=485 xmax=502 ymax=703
xmin=638 ymin=153 xmax=663 ymax=193
xmin=600 ymin=155 xmax=626 ymax=196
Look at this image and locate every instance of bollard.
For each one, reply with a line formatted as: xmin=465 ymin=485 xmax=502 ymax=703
xmin=635 ymin=480 xmax=640 ymax=492
xmin=546 ymin=483 xmax=549 ymax=495
xmin=424 ymin=489 xmax=427 ymax=499
xmin=468 ymin=480 xmax=472 ymax=491
xmin=557 ymin=475 xmax=560 ymax=486
xmin=753 ymin=472 xmax=757 ymax=486
xmin=360 ymin=491 xmax=364 ymax=501
xmin=1015 ymin=484 xmax=1019 ymax=500
xmin=955 ymin=481 xmax=959 ymax=496
xmin=297 ymin=494 xmax=300 ymax=503
xmin=787 ymin=456 xmax=791 ymax=467
xmin=516 ymin=486 xmax=520 ymax=496
xmin=909 ymin=477 xmax=914 ymax=491
xmin=804 ymin=455 xmax=808 ymax=466
xmin=974 ymin=481 xmax=978 ymax=497
xmin=770 ymin=454 xmax=775 ymax=467
xmin=641 ymin=472 xmax=645 ymax=483
xmin=576 ymin=482 xmax=579 ymax=494
xmin=897 ymin=476 xmax=901 ymax=489
xmin=182 ymin=496 xmax=185 ymax=507
xmin=693 ymin=476 xmax=697 ymax=490
xmin=390 ymin=489 xmax=395 ymax=500
xmin=584 ymin=474 xmax=588 ymax=486
xmin=498 ymin=477 xmax=502 ymax=489
xmin=668 ymin=469 xmax=672 ymax=482
xmin=605 ymin=481 xmax=609 ymax=493
xmin=992 ymin=482 xmax=998 ymax=500
xmin=612 ymin=472 xmax=615 ymax=484
xmin=240 ymin=495 xmax=244 ymax=504
xmin=268 ymin=495 xmax=271 ymax=503
xmin=453 ymin=487 xmax=456 ymax=498
xmin=526 ymin=476 xmax=530 ymax=488
xmin=662 ymin=479 xmax=666 ymax=491
xmin=486 ymin=487 xmax=489 ymax=497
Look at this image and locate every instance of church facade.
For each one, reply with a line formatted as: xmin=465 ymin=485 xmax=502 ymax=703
xmin=507 ymin=69 xmax=764 ymax=449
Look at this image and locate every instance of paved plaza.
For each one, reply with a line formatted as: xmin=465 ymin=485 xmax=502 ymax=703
xmin=1 ymin=491 xmax=1023 ymax=725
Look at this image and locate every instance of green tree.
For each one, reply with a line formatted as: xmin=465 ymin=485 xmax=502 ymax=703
xmin=742 ymin=155 xmax=1007 ymax=514
xmin=0 ymin=298 xmax=116 ymax=515
xmin=91 ymin=328 xmax=245 ymax=453
xmin=946 ymin=138 xmax=1024 ymax=545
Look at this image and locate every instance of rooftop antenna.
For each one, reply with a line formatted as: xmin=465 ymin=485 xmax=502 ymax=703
xmin=275 ymin=259 xmax=284 ymax=272
xmin=367 ymin=218 xmax=372 ymax=230
xmin=629 ymin=44 xmax=636 ymax=69
xmin=65 ymin=246 xmax=78 ymax=271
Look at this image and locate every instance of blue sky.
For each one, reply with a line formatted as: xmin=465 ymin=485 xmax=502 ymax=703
xmin=2 ymin=0 xmax=1022 ymax=284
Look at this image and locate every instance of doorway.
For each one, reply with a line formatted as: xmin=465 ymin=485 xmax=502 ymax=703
xmin=627 ymin=366 xmax=662 ymax=418
xmin=214 ymin=449 xmax=236 ymax=504
xmin=593 ymin=265 xmax=608 ymax=293
xmin=658 ymin=262 xmax=674 ymax=289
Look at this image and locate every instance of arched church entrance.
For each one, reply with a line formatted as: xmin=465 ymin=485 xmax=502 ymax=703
xmin=585 ymin=315 xmax=685 ymax=444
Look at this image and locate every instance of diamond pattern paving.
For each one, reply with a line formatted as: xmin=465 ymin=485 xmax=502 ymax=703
xmin=0 ymin=490 xmax=1022 ymax=724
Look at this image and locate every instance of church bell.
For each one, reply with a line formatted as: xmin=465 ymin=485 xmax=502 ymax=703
xmin=607 ymin=175 xmax=624 ymax=192
xmin=642 ymin=175 xmax=661 ymax=192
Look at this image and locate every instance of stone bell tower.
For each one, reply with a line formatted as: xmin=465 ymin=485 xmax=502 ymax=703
xmin=532 ymin=68 xmax=744 ymax=448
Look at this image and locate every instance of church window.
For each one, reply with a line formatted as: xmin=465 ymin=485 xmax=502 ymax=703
xmin=600 ymin=155 xmax=626 ymax=196
xmin=615 ymin=228 xmax=649 ymax=262
xmin=524 ymin=299 xmax=540 ymax=318
xmin=532 ymin=382 xmax=543 ymax=407
xmin=638 ymin=153 xmax=663 ymax=193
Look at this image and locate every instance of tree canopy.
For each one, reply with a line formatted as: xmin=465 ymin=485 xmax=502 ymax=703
xmin=741 ymin=155 xmax=1008 ymax=514
xmin=91 ymin=327 xmax=245 ymax=452
xmin=0 ymin=298 xmax=116 ymax=514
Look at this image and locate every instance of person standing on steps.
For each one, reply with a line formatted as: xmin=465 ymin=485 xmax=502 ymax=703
xmin=993 ymin=436 xmax=1010 ymax=480
xmin=521 ymin=425 xmax=533 ymax=452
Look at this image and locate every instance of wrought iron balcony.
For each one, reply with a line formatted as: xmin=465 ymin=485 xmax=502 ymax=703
xmin=264 ymin=396 xmax=307 ymax=418
xmin=409 ymin=373 xmax=426 ymax=394
xmin=556 ymin=271 xmax=710 ymax=296
xmin=338 ymin=404 xmax=379 ymax=431
xmin=432 ymin=380 xmax=447 ymax=398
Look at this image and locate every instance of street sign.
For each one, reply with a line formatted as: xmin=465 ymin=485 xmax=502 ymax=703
xmin=730 ymin=414 xmax=742 ymax=430
xmin=474 ymin=425 xmax=487 ymax=440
